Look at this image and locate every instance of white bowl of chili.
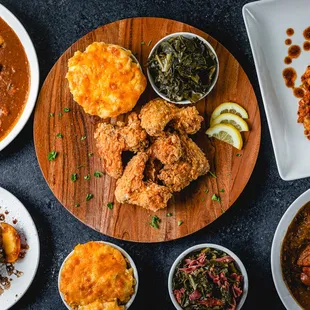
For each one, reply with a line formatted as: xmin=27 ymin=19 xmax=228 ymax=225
xmin=168 ymin=243 xmax=248 ymax=310
xmin=0 ymin=4 xmax=39 ymax=151
xmin=147 ymin=32 xmax=219 ymax=105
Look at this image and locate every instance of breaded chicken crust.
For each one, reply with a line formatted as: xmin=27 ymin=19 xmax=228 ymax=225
xmin=67 ymin=42 xmax=146 ymax=118
xmin=94 ymin=113 xmax=148 ymax=179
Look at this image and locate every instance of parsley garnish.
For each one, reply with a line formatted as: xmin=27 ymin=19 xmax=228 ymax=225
xmin=107 ymin=202 xmax=114 ymax=210
xmin=219 ymin=189 xmax=225 ymax=193
xmin=208 ymin=171 xmax=217 ymax=178
xmin=48 ymin=151 xmax=57 ymax=161
xmin=236 ymin=153 xmax=242 ymax=157
xmin=94 ymin=171 xmax=104 ymax=178
xmin=56 ymin=133 xmax=63 ymax=138
xmin=81 ymin=136 xmax=87 ymax=141
xmin=166 ymin=213 xmax=172 ymax=217
xmin=64 ymin=107 xmax=70 ymax=112
xmin=71 ymin=173 xmax=77 ymax=182
xmin=86 ymin=193 xmax=93 ymax=201
xmin=149 ymin=215 xmax=161 ymax=229
xmin=84 ymin=174 xmax=90 ymax=180
xmin=205 ymin=189 xmax=209 ymax=193
xmin=49 ymin=113 xmax=54 ymax=117
xmin=75 ymin=203 xmax=80 ymax=207
xmin=212 ymin=194 xmax=221 ymax=203
xmin=58 ymin=112 xmax=62 ymax=117
xmin=88 ymin=153 xmax=93 ymax=157
xmin=141 ymin=41 xmax=145 ymax=45
xmin=178 ymin=220 xmax=183 ymax=226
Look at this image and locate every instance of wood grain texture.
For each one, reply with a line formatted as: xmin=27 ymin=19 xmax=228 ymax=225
xmin=33 ymin=18 xmax=261 ymax=242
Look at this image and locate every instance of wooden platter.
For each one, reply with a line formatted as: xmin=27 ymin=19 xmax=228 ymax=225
xmin=34 ymin=17 xmax=261 ymax=242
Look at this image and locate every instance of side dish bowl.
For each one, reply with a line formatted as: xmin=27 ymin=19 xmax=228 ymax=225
xmin=271 ymin=189 xmax=310 ymax=310
xmin=0 ymin=4 xmax=39 ymax=151
xmin=147 ymin=32 xmax=219 ymax=105
xmin=58 ymin=241 xmax=139 ymax=309
xmin=168 ymin=243 xmax=248 ymax=310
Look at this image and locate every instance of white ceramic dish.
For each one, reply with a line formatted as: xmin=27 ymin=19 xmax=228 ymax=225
xmin=0 ymin=4 xmax=39 ymax=151
xmin=271 ymin=188 xmax=310 ymax=310
xmin=168 ymin=243 xmax=248 ymax=310
xmin=243 ymin=0 xmax=310 ymax=181
xmin=58 ymin=241 xmax=139 ymax=309
xmin=0 ymin=187 xmax=40 ymax=310
xmin=147 ymin=32 xmax=219 ymax=104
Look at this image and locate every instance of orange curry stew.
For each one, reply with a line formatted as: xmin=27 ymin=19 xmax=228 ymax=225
xmin=0 ymin=17 xmax=30 ymax=141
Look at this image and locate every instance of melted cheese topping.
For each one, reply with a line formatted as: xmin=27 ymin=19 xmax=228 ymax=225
xmin=60 ymin=242 xmax=134 ymax=309
xmin=66 ymin=42 xmax=146 ymax=118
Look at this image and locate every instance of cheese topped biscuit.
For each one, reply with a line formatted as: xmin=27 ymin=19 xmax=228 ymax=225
xmin=66 ymin=42 xmax=146 ymax=118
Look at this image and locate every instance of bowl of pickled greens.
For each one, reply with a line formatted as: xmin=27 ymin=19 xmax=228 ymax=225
xmin=168 ymin=244 xmax=248 ymax=310
xmin=147 ymin=33 xmax=219 ymax=104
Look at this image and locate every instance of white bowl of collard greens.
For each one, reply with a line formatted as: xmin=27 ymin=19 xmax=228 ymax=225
xmin=168 ymin=244 xmax=248 ymax=310
xmin=147 ymin=32 xmax=219 ymax=104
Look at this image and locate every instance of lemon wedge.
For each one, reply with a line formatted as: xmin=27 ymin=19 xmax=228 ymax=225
xmin=210 ymin=113 xmax=249 ymax=132
xmin=211 ymin=102 xmax=249 ymax=122
xmin=206 ymin=124 xmax=243 ymax=150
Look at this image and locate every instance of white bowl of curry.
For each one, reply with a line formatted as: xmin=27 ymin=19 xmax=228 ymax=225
xmin=271 ymin=188 xmax=310 ymax=310
xmin=0 ymin=4 xmax=39 ymax=151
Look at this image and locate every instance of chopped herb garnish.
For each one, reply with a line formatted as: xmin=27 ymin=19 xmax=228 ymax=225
xmin=86 ymin=193 xmax=93 ymax=201
xmin=81 ymin=136 xmax=87 ymax=141
xmin=88 ymin=153 xmax=93 ymax=157
xmin=63 ymin=107 xmax=70 ymax=112
xmin=149 ymin=215 xmax=161 ymax=229
xmin=236 ymin=153 xmax=242 ymax=157
xmin=141 ymin=41 xmax=145 ymax=45
xmin=167 ymin=213 xmax=173 ymax=217
xmin=219 ymin=189 xmax=225 ymax=193
xmin=84 ymin=174 xmax=90 ymax=180
xmin=205 ymin=189 xmax=209 ymax=193
xmin=147 ymin=40 xmax=152 ymax=46
xmin=56 ymin=133 xmax=63 ymax=138
xmin=178 ymin=220 xmax=183 ymax=226
xmin=48 ymin=151 xmax=57 ymax=161
xmin=71 ymin=173 xmax=77 ymax=182
xmin=75 ymin=203 xmax=80 ymax=207
xmin=58 ymin=112 xmax=62 ymax=117
xmin=208 ymin=171 xmax=217 ymax=178
xmin=94 ymin=171 xmax=104 ymax=178
xmin=49 ymin=113 xmax=54 ymax=117
xmin=212 ymin=194 xmax=221 ymax=203
xmin=107 ymin=202 xmax=114 ymax=210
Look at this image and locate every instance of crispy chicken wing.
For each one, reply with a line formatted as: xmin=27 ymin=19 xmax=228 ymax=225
xmin=139 ymin=98 xmax=203 ymax=136
xmin=115 ymin=152 xmax=172 ymax=211
xmin=158 ymin=135 xmax=210 ymax=192
xmin=94 ymin=113 xmax=148 ymax=179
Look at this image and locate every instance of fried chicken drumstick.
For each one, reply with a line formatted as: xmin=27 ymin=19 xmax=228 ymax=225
xmin=94 ymin=113 xmax=148 ymax=178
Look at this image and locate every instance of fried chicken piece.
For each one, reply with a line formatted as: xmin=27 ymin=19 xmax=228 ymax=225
xmin=298 ymin=66 xmax=310 ymax=139
xmin=298 ymin=245 xmax=310 ymax=267
xmin=139 ymin=98 xmax=203 ymax=136
xmin=115 ymin=152 xmax=172 ymax=211
xmin=158 ymin=135 xmax=210 ymax=192
xmin=94 ymin=113 xmax=148 ymax=179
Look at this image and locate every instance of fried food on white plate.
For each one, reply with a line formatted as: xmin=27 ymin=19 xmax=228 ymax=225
xmin=158 ymin=134 xmax=210 ymax=192
xmin=66 ymin=42 xmax=147 ymax=118
xmin=115 ymin=152 xmax=172 ymax=212
xmin=139 ymin=98 xmax=203 ymax=136
xmin=94 ymin=113 xmax=148 ymax=179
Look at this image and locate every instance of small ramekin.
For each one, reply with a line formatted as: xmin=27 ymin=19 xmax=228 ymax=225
xmin=168 ymin=243 xmax=248 ymax=310
xmin=58 ymin=241 xmax=139 ymax=309
xmin=147 ymin=32 xmax=219 ymax=105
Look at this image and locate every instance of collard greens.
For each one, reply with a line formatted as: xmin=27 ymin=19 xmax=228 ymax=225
xmin=148 ymin=35 xmax=217 ymax=103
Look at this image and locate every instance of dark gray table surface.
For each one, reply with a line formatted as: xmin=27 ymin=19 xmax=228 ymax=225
xmin=0 ymin=0 xmax=307 ymax=309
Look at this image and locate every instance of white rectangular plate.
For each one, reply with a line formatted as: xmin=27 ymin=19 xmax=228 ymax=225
xmin=243 ymin=0 xmax=310 ymax=180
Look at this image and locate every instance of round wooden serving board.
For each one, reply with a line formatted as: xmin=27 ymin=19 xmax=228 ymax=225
xmin=34 ymin=17 xmax=261 ymax=242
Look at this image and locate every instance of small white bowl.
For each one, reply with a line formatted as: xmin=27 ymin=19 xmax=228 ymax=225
xmin=147 ymin=32 xmax=219 ymax=105
xmin=271 ymin=189 xmax=310 ymax=310
xmin=0 ymin=4 xmax=39 ymax=151
xmin=168 ymin=243 xmax=248 ymax=310
xmin=58 ymin=241 xmax=139 ymax=309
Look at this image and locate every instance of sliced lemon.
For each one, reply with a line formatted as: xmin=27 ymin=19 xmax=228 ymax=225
xmin=211 ymin=102 xmax=249 ymax=122
xmin=206 ymin=123 xmax=243 ymax=150
xmin=210 ymin=113 xmax=249 ymax=132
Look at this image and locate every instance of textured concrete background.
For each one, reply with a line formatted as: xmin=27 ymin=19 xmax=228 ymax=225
xmin=0 ymin=0 xmax=307 ymax=309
